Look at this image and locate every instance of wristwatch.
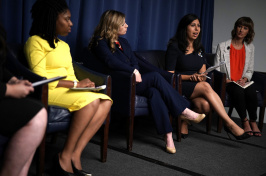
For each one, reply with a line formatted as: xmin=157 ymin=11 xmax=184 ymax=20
xmin=73 ymin=80 xmax=78 ymax=88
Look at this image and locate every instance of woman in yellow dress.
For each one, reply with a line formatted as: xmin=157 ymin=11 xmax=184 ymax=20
xmin=24 ymin=0 xmax=112 ymax=175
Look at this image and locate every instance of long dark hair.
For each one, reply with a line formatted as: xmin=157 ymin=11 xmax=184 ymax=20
xmin=231 ymin=17 xmax=255 ymax=44
xmin=168 ymin=14 xmax=204 ymax=53
xmin=29 ymin=0 xmax=69 ymax=48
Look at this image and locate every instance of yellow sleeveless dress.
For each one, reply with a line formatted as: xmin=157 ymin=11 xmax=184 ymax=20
xmin=24 ymin=35 xmax=111 ymax=112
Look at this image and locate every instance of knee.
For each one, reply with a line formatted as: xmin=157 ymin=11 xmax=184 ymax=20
xmin=103 ymin=99 xmax=112 ymax=110
xmin=87 ymin=99 xmax=101 ymax=109
xmin=193 ymin=99 xmax=211 ymax=114
xmin=198 ymin=82 xmax=212 ymax=93
xmin=149 ymin=71 xmax=161 ymax=80
xmin=27 ymin=108 xmax=47 ymax=132
xmin=199 ymin=100 xmax=211 ymax=114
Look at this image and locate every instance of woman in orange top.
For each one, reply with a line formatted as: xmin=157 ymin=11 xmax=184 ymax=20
xmin=215 ymin=17 xmax=261 ymax=137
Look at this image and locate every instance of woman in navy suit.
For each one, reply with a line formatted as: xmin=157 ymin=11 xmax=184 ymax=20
xmin=89 ymin=10 xmax=206 ymax=154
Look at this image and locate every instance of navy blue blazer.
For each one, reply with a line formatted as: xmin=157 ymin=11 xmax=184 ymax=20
xmin=92 ymin=37 xmax=140 ymax=73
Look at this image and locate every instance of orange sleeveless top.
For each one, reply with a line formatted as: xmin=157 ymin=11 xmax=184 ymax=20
xmin=230 ymin=43 xmax=245 ymax=81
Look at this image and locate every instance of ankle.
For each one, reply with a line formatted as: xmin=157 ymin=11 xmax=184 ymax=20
xmin=242 ymin=118 xmax=249 ymax=123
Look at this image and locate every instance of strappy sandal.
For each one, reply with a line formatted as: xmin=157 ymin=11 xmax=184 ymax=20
xmin=242 ymin=118 xmax=253 ymax=136
xmin=250 ymin=120 xmax=262 ymax=137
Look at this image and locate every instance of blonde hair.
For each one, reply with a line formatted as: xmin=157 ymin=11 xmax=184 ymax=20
xmin=89 ymin=10 xmax=125 ymax=53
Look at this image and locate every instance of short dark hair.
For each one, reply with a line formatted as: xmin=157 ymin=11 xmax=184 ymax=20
xmin=29 ymin=0 xmax=69 ymax=48
xmin=231 ymin=17 xmax=255 ymax=44
xmin=168 ymin=14 xmax=204 ymax=53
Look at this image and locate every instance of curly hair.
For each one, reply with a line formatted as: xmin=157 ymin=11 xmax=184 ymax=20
xmin=231 ymin=17 xmax=255 ymax=44
xmin=29 ymin=0 xmax=69 ymax=48
xmin=89 ymin=10 xmax=125 ymax=53
xmin=168 ymin=14 xmax=204 ymax=54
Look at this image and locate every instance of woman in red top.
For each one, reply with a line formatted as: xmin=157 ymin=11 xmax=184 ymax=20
xmin=215 ymin=17 xmax=261 ymax=137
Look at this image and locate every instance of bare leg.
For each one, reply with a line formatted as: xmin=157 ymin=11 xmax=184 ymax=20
xmin=59 ymin=99 xmax=111 ymax=172
xmin=165 ymin=132 xmax=175 ymax=148
xmin=191 ymin=97 xmax=211 ymax=115
xmin=242 ymin=117 xmax=253 ymax=135
xmin=249 ymin=120 xmax=261 ymax=137
xmin=181 ymin=97 xmax=210 ymax=135
xmin=71 ymin=100 xmax=112 ymax=169
xmin=0 ymin=108 xmax=47 ymax=176
xmin=190 ymin=82 xmax=244 ymax=136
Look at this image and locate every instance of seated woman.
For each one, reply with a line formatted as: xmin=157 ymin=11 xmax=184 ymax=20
xmin=0 ymin=25 xmax=47 ymax=176
xmin=24 ymin=0 xmax=112 ymax=175
xmin=215 ymin=17 xmax=261 ymax=137
xmin=89 ymin=10 xmax=206 ymax=154
xmin=165 ymin=13 xmax=250 ymax=140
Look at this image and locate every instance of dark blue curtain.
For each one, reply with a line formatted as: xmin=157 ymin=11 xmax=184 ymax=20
xmin=0 ymin=0 xmax=214 ymax=57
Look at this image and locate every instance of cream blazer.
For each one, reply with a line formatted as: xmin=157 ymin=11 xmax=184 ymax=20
xmin=214 ymin=39 xmax=255 ymax=81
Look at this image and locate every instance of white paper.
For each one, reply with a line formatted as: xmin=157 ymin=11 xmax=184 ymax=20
xmin=203 ymin=61 xmax=225 ymax=74
xmin=70 ymin=85 xmax=106 ymax=91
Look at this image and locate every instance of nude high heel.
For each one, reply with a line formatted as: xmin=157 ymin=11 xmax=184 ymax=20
xmin=179 ymin=114 xmax=206 ymax=124
xmin=164 ymin=136 xmax=176 ymax=154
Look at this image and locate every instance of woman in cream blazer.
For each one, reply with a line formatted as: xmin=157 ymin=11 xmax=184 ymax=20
xmin=215 ymin=17 xmax=261 ymax=137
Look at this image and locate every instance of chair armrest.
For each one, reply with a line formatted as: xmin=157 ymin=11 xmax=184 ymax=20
xmin=135 ymin=53 xmax=175 ymax=86
xmin=176 ymin=74 xmax=182 ymax=94
xmin=73 ymin=61 xmax=111 ymax=96
xmin=109 ymin=71 xmax=136 ymax=116
xmin=251 ymin=71 xmax=266 ymax=105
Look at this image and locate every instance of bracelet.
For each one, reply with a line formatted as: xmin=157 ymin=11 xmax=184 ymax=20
xmin=133 ymin=69 xmax=138 ymax=74
xmin=73 ymin=80 xmax=78 ymax=88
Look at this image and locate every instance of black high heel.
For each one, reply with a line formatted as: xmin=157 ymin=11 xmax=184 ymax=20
xmin=224 ymin=126 xmax=251 ymax=140
xmin=71 ymin=161 xmax=92 ymax=176
xmin=181 ymin=133 xmax=189 ymax=139
xmin=53 ymin=154 xmax=75 ymax=176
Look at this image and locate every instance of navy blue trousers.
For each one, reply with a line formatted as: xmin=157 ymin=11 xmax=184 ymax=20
xmin=136 ymin=72 xmax=190 ymax=135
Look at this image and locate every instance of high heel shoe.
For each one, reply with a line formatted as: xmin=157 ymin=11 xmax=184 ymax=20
xmin=164 ymin=137 xmax=176 ymax=154
xmin=181 ymin=133 xmax=189 ymax=139
xmin=224 ymin=126 xmax=251 ymax=140
xmin=180 ymin=114 xmax=206 ymax=124
xmin=71 ymin=161 xmax=92 ymax=176
xmin=53 ymin=154 xmax=75 ymax=176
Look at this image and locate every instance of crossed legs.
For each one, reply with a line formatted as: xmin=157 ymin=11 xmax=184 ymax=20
xmin=181 ymin=97 xmax=211 ymax=135
xmin=59 ymin=99 xmax=112 ymax=173
xmin=0 ymin=108 xmax=47 ymax=176
xmin=190 ymin=82 xmax=245 ymax=136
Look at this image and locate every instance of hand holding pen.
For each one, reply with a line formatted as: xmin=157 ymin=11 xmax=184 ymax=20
xmin=190 ymin=73 xmax=210 ymax=82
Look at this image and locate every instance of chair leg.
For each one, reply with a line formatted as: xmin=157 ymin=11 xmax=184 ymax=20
xmin=206 ymin=110 xmax=212 ymax=134
xmin=217 ymin=116 xmax=223 ymax=133
xmin=259 ymin=107 xmax=265 ymax=132
xmin=101 ymin=113 xmax=110 ymax=162
xmin=37 ymin=134 xmax=46 ymax=176
xmin=228 ymin=107 xmax=233 ymax=117
xmin=176 ymin=115 xmax=181 ymax=142
xmin=127 ymin=114 xmax=134 ymax=151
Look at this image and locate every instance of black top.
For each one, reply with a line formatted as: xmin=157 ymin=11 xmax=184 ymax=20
xmin=165 ymin=42 xmax=206 ymax=98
